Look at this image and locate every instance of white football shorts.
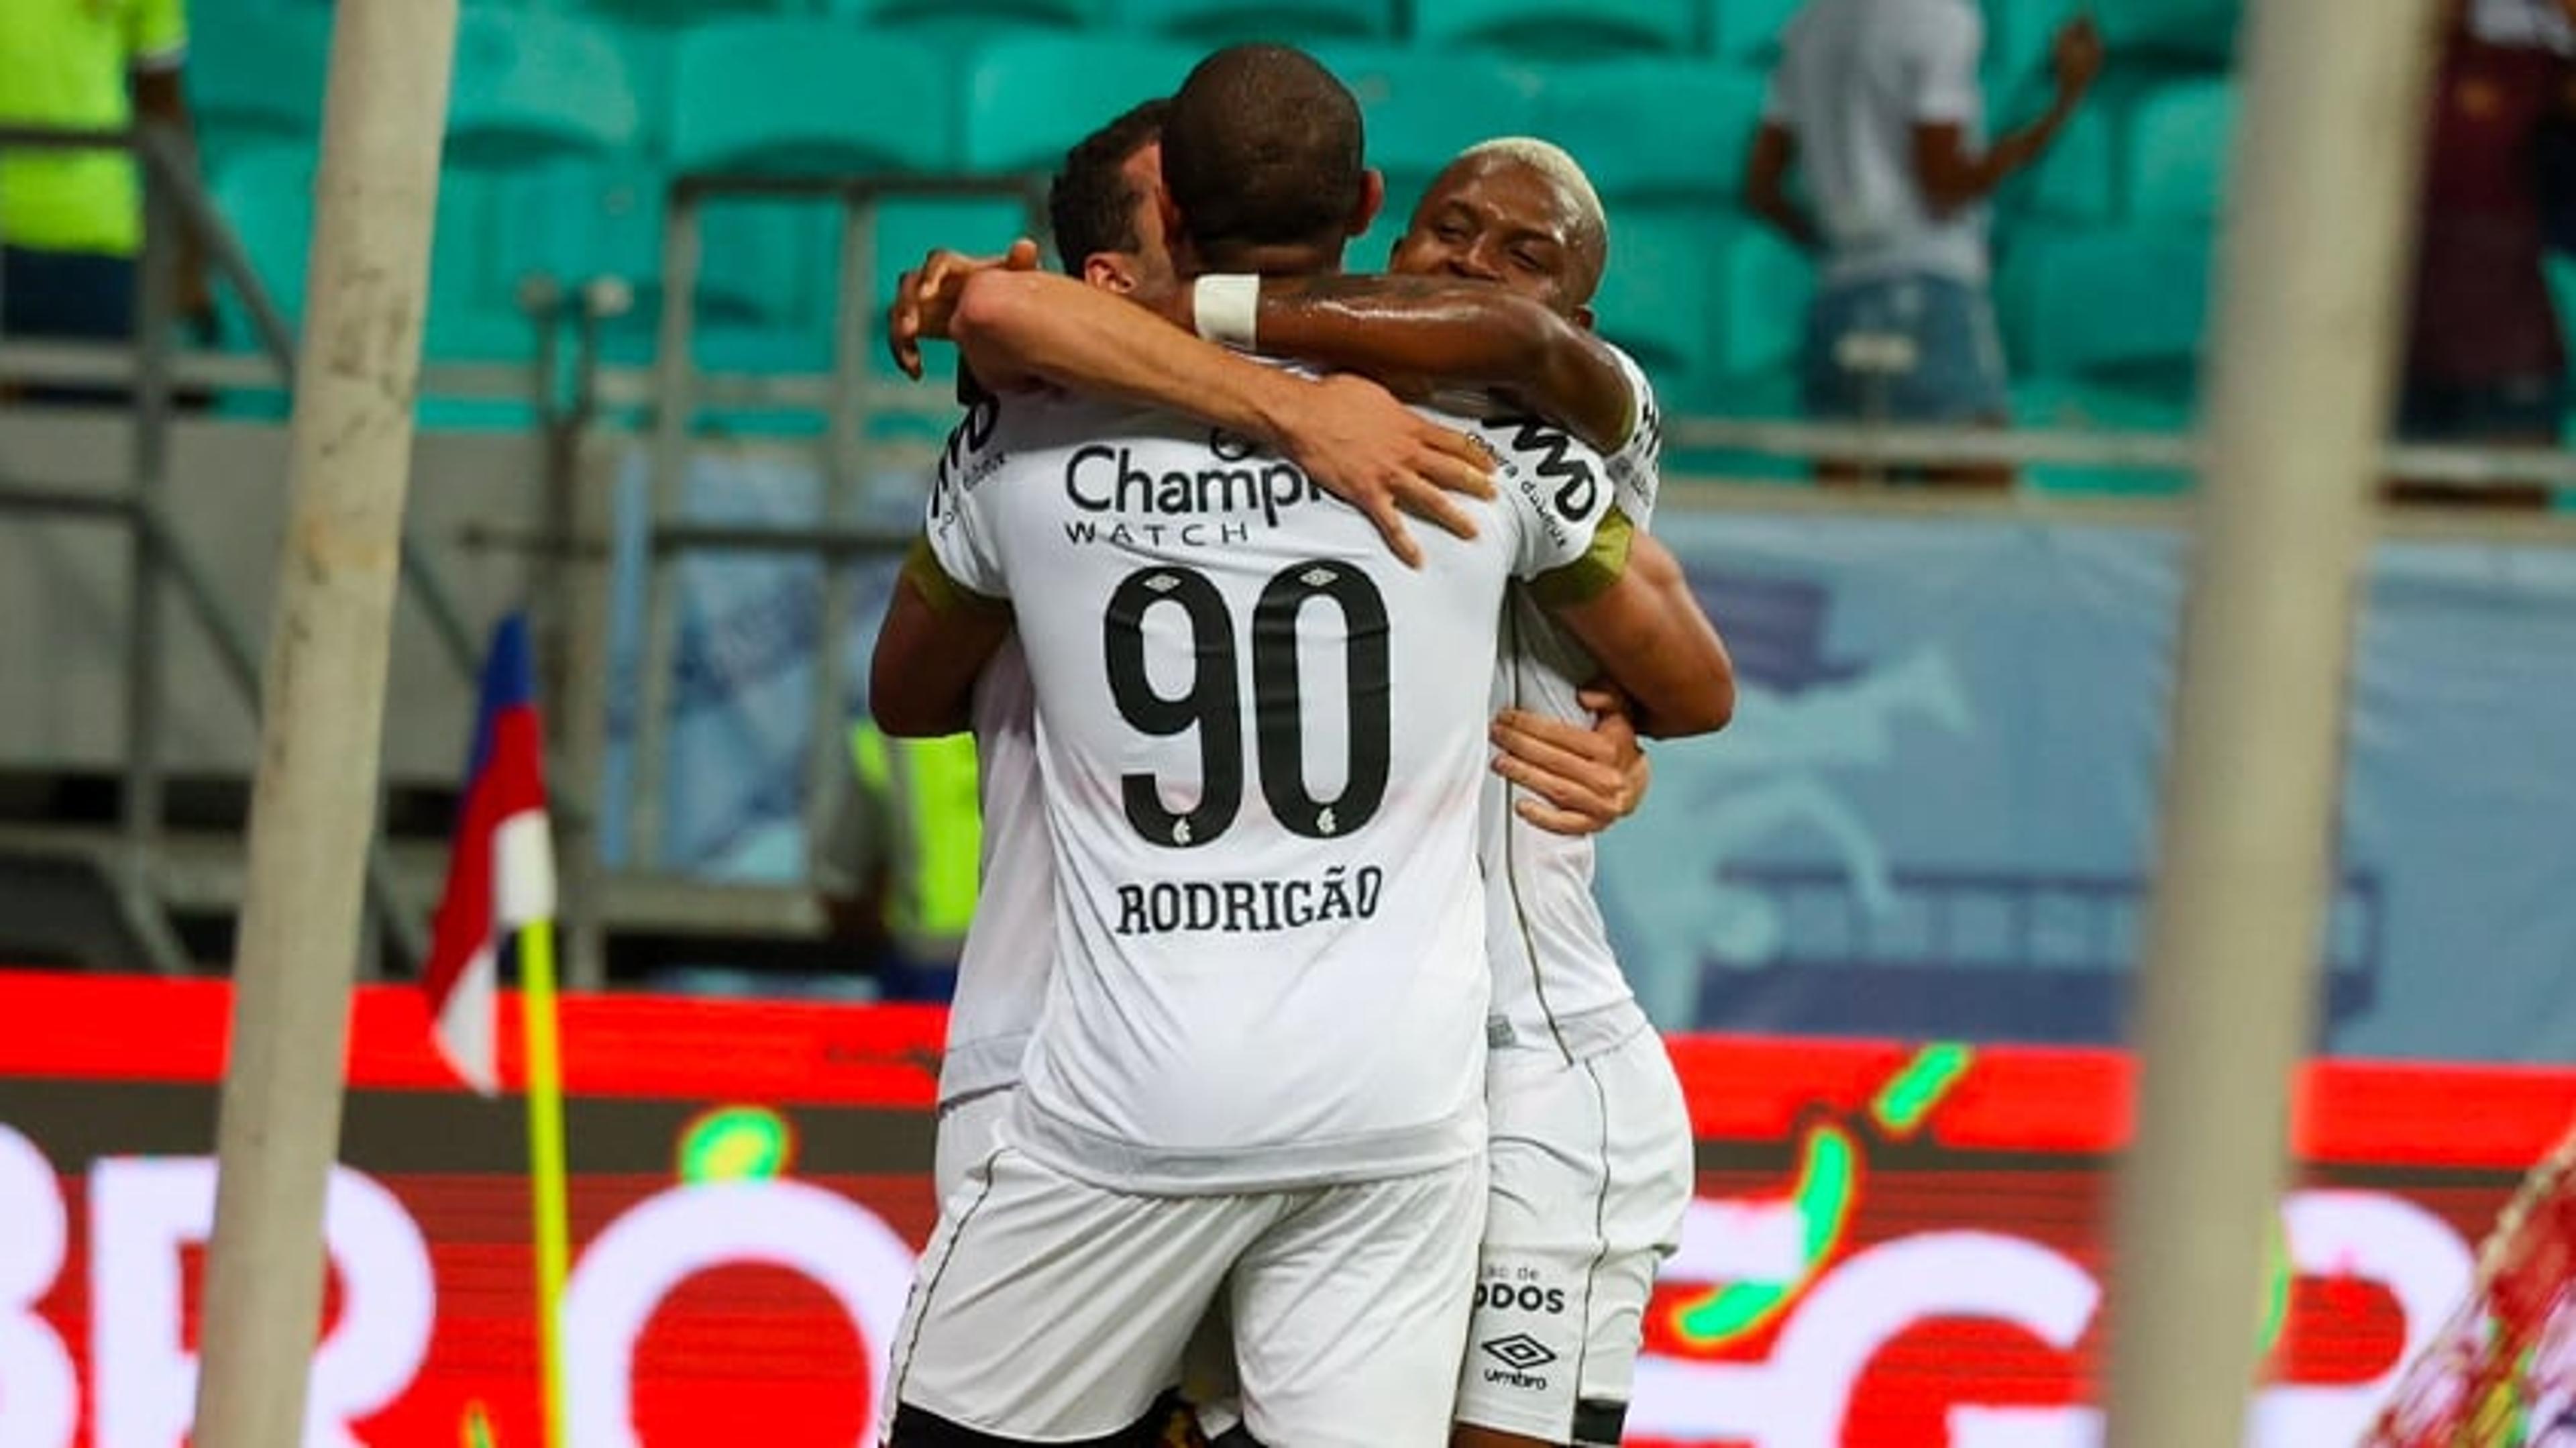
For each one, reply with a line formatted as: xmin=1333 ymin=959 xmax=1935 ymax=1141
xmin=888 ymin=1145 xmax=1485 ymax=1447
xmin=1454 ymin=1028 xmax=1693 ymax=1446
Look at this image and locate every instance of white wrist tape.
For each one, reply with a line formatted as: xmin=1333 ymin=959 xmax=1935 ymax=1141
xmin=1192 ymin=274 xmax=1261 ymax=350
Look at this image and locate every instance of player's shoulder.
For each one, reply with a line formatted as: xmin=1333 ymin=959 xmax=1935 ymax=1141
xmin=1456 ymin=406 xmax=1613 ymax=539
xmin=1598 ymin=341 xmax=1659 ymax=436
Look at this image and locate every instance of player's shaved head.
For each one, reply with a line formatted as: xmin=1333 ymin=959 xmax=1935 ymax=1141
xmin=1161 ymin=44 xmax=1371 ymax=271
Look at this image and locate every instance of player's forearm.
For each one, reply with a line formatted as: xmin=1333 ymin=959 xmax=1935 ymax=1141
xmin=1556 ymin=537 xmax=1735 ymax=739
xmin=1238 ymin=276 xmax=1635 ymax=453
xmin=949 ymin=269 xmax=1313 ymax=448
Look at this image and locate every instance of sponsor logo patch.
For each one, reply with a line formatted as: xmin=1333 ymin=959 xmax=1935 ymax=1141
xmin=1481 ymin=1333 xmax=1559 ymax=1372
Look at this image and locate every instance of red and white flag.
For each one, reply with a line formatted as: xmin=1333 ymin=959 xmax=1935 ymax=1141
xmin=423 ymin=615 xmax=555 ymax=1095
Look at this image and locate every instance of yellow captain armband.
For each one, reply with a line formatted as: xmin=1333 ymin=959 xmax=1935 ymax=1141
xmin=1526 ymin=507 xmax=1636 ymax=610
xmin=902 ymin=536 xmax=1010 ymax=617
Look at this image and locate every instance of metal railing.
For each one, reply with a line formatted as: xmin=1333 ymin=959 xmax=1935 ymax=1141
xmin=0 ymin=120 xmax=494 ymax=975
xmin=623 ymin=170 xmax=1044 ymax=873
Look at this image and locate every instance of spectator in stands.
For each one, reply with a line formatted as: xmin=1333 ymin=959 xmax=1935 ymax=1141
xmin=810 ymin=721 xmax=981 ymax=1002
xmin=1743 ymin=0 xmax=2102 ymax=488
xmin=2390 ymin=0 xmax=2576 ymax=508
xmin=0 ymin=0 xmax=210 ymax=398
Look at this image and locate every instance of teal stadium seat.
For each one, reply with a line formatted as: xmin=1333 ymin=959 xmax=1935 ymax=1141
xmin=1979 ymin=0 xmax=2077 ymax=95
xmin=869 ymin=195 xmax=1041 ymax=437
xmin=2010 ymin=377 xmax=2194 ymax=494
xmin=212 ymin=147 xmax=543 ymax=423
xmin=1304 ymin=44 xmax=1542 ymax=213
xmin=1413 ymin=0 xmax=1696 ymax=58
xmin=1119 ymin=0 xmax=1395 ymax=43
xmin=2096 ymin=0 xmax=2239 ymax=66
xmin=574 ymin=0 xmax=789 ymax=30
xmin=829 ymin=0 xmax=1106 ymax=28
xmin=2127 ymin=77 xmax=2235 ymax=224
xmin=1697 ymin=215 xmax=1810 ymax=478
xmin=186 ymin=9 xmax=329 ymax=166
xmin=608 ymin=22 xmax=677 ymax=156
xmin=1996 ymin=227 xmax=2210 ymax=399
xmin=1709 ymin=0 xmax=1803 ymax=64
xmin=669 ymin=23 xmax=951 ymax=174
xmin=1999 ymin=95 xmax=2116 ymax=223
xmin=445 ymin=9 xmax=640 ymax=166
xmin=511 ymin=162 xmax=799 ymax=335
xmin=1587 ymin=209 xmax=1720 ymax=407
xmin=1711 ymin=217 xmax=1811 ymax=387
xmin=959 ymin=36 xmax=1201 ymax=175
xmin=1540 ymin=60 xmax=1769 ymax=203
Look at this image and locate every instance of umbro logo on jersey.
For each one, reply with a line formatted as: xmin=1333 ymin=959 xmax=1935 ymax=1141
xmin=1480 ymin=1333 xmax=1558 ymax=1392
xmin=1482 ymin=1334 xmax=1559 ymax=1371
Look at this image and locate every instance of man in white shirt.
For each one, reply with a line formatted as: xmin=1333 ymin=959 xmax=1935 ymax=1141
xmin=869 ymin=44 xmax=1733 ymax=1448
xmin=1744 ymin=0 xmax=2102 ymax=486
xmin=895 ymin=136 xmax=1709 ymax=1448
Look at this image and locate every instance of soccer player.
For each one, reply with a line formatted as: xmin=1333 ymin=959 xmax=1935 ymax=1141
xmin=869 ymin=44 xmax=1730 ymax=1448
xmin=916 ymin=106 xmax=1647 ymax=1212
xmin=896 ymin=140 xmax=1696 ymax=1448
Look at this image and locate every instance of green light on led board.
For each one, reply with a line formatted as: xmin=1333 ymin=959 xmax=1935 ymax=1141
xmin=677 ymin=1106 xmax=796 ymax=1184
xmin=1676 ymin=1123 xmax=1860 ymax=1345
xmin=1872 ymin=1041 xmax=1974 ymax=1137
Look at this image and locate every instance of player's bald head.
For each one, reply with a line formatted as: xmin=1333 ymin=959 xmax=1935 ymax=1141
xmin=1160 ymin=44 xmax=1372 ymax=270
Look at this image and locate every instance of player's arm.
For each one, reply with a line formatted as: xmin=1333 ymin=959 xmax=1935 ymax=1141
xmin=1534 ymin=523 xmax=1735 ymax=740
xmin=939 ymin=266 xmax=1495 ymax=568
xmin=869 ymin=539 xmax=1012 ymax=739
xmin=1195 ymin=274 xmax=1643 ymax=456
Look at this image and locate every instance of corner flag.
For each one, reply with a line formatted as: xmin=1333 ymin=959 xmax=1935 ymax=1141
xmin=424 ymin=614 xmax=556 ymax=1094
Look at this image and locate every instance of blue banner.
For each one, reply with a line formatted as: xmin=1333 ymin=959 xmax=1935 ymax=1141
xmin=603 ymin=450 xmax=2576 ymax=1063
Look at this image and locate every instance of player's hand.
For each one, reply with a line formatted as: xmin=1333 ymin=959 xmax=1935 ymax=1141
xmin=887 ymin=238 xmax=1042 ymax=380
xmin=1491 ymin=688 xmax=1650 ymax=837
xmin=1277 ymin=373 xmax=1495 ymax=570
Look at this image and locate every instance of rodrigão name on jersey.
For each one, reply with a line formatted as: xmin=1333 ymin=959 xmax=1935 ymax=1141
xmin=1114 ymin=863 xmax=1385 ymax=937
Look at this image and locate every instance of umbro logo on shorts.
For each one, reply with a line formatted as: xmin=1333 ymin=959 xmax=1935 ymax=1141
xmin=1481 ymin=1333 xmax=1559 ymax=1372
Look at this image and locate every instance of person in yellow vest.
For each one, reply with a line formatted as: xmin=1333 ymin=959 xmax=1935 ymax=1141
xmin=811 ymin=722 xmax=981 ymax=1001
xmin=0 ymin=0 xmax=210 ymax=399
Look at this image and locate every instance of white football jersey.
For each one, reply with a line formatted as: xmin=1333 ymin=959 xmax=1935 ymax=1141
xmin=922 ymin=372 xmax=1617 ymax=1193
xmin=937 ymin=637 xmax=1051 ymax=1106
xmin=1484 ymin=344 xmax=1665 ymax=1062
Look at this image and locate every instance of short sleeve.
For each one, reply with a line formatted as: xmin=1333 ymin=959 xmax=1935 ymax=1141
xmin=130 ymin=0 xmax=189 ymax=70
xmin=1907 ymin=3 xmax=1985 ymax=123
xmin=1600 ymin=344 xmax=1663 ymax=529
xmin=922 ymin=393 xmax=1012 ymax=603
xmin=1475 ymin=412 xmax=1621 ymax=583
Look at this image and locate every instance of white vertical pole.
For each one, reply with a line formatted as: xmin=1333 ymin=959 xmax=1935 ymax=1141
xmin=2102 ymin=0 xmax=2439 ymax=1444
xmin=189 ymin=1 xmax=460 ymax=1443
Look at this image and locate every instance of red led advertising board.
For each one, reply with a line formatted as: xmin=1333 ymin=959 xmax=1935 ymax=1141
xmin=0 ymin=971 xmax=2567 ymax=1446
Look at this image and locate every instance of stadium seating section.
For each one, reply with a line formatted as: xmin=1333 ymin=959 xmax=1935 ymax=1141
xmin=193 ymin=0 xmax=2307 ymax=455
